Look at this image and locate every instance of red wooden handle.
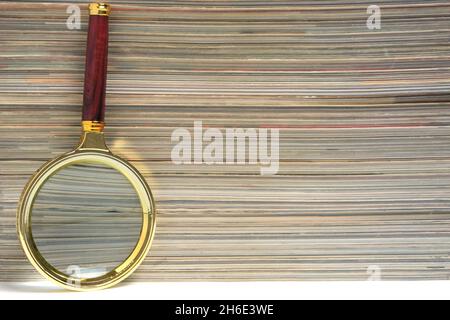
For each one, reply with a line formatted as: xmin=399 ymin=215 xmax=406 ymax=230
xmin=82 ymin=13 xmax=109 ymax=123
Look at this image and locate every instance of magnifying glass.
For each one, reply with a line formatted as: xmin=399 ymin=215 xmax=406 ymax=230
xmin=17 ymin=3 xmax=156 ymax=291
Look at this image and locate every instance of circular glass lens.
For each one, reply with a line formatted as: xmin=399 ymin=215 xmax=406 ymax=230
xmin=30 ymin=160 xmax=143 ymax=280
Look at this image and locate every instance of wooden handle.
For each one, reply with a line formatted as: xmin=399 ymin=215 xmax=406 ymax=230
xmin=82 ymin=3 xmax=111 ymax=126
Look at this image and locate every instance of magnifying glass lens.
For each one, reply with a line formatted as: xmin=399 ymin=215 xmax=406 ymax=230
xmin=30 ymin=161 xmax=142 ymax=280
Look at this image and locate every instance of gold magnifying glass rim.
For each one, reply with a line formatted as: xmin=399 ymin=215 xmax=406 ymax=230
xmin=17 ymin=131 xmax=156 ymax=291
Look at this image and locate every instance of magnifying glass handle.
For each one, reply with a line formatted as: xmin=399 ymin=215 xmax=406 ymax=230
xmin=82 ymin=3 xmax=111 ymax=132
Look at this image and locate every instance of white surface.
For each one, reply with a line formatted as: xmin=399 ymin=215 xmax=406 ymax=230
xmin=0 ymin=281 xmax=449 ymax=300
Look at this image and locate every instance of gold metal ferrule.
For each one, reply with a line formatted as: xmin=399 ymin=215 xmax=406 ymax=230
xmin=89 ymin=3 xmax=111 ymax=16
xmin=82 ymin=120 xmax=105 ymax=132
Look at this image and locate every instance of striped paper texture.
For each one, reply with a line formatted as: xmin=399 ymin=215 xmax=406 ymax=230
xmin=1 ymin=0 xmax=450 ymax=282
